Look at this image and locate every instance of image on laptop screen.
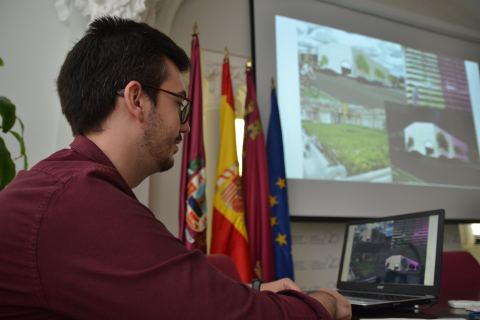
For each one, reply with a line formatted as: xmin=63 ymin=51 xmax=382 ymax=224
xmin=340 ymin=214 xmax=439 ymax=286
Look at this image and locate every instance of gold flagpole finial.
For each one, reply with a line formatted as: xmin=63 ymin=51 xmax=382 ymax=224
xmin=246 ymin=59 xmax=253 ymax=71
xmin=192 ymin=22 xmax=199 ymax=35
xmin=224 ymin=47 xmax=229 ymax=61
xmin=271 ymin=77 xmax=276 ymax=90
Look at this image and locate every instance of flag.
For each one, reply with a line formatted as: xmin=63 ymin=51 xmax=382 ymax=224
xmin=242 ymin=62 xmax=275 ymax=282
xmin=178 ymin=29 xmax=207 ymax=252
xmin=267 ymin=82 xmax=294 ymax=280
xmin=210 ymin=51 xmax=252 ymax=283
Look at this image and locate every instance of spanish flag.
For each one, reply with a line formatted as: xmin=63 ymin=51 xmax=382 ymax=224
xmin=210 ymin=50 xmax=252 ymax=282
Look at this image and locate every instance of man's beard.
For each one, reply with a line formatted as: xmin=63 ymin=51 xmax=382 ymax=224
xmin=143 ymin=112 xmax=177 ymax=173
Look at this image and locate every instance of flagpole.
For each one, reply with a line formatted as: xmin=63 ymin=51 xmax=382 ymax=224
xmin=224 ymin=47 xmax=229 ymax=62
xmin=246 ymin=59 xmax=252 ymax=71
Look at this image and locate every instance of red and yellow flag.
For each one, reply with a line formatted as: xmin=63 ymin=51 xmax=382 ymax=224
xmin=210 ymin=51 xmax=252 ymax=282
xmin=178 ymin=29 xmax=207 ymax=252
xmin=242 ymin=62 xmax=275 ymax=281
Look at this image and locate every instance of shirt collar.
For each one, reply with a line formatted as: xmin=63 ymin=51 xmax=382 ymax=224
xmin=69 ymin=135 xmax=137 ymax=199
xmin=70 ymin=135 xmax=116 ymax=168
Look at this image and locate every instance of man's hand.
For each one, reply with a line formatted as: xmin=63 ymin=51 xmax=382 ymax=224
xmin=257 ymin=278 xmax=302 ymax=293
xmin=308 ymin=288 xmax=351 ymax=320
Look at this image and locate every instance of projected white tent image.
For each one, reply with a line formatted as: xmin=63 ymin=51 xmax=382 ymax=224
xmin=404 ymin=122 xmax=468 ymax=162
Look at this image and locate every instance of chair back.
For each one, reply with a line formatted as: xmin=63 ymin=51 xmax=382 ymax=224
xmin=440 ymin=251 xmax=480 ymax=300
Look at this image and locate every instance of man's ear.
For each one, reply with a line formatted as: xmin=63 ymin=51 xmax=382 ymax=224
xmin=122 ymin=81 xmax=146 ymax=122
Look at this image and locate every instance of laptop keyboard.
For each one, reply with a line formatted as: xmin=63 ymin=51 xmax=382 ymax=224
xmin=340 ymin=291 xmax=416 ymax=302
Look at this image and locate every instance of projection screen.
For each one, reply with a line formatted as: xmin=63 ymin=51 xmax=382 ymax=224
xmin=251 ymin=0 xmax=480 ymax=220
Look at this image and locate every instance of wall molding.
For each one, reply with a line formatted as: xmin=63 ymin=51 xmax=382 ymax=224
xmin=54 ymin=0 xmax=184 ymax=30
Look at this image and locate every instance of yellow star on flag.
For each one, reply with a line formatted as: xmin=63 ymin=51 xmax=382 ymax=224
xmin=275 ymin=233 xmax=287 ymax=246
xmin=271 ymin=216 xmax=278 ymax=226
xmin=276 ymin=177 xmax=286 ymax=189
xmin=269 ymin=195 xmax=278 ymax=207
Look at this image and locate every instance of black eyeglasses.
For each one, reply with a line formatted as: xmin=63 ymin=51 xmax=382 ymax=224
xmin=116 ymin=85 xmax=192 ymax=124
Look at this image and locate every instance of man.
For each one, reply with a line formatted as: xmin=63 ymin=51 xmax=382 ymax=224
xmin=0 ymin=17 xmax=351 ymax=319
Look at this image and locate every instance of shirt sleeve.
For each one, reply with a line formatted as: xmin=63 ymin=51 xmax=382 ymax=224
xmin=36 ymin=174 xmax=331 ymax=320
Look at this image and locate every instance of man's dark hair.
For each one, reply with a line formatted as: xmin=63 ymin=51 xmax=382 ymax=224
xmin=57 ymin=16 xmax=190 ymax=135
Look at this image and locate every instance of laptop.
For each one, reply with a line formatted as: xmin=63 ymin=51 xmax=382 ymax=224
xmin=336 ymin=209 xmax=445 ymax=311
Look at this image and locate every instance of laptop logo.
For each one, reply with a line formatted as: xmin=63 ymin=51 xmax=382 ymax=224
xmin=377 ymin=285 xmax=384 ymax=290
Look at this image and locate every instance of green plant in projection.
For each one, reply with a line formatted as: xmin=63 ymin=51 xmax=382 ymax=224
xmin=374 ymin=68 xmax=386 ymax=81
xmin=303 ymin=121 xmax=389 ymax=176
xmin=319 ymin=55 xmax=329 ymax=68
xmin=0 ymin=57 xmax=28 ymax=190
xmin=355 ymin=54 xmax=370 ymax=75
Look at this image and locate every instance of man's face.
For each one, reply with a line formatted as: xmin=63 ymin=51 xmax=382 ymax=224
xmin=143 ymin=59 xmax=190 ymax=172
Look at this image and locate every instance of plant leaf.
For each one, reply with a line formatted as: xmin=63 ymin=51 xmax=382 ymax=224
xmin=16 ymin=116 xmax=25 ymax=133
xmin=0 ymin=136 xmax=16 ymax=190
xmin=0 ymin=96 xmax=17 ymax=133
xmin=0 ymin=57 xmax=4 ymax=67
xmin=10 ymin=130 xmax=28 ymax=169
xmin=13 ymin=117 xmax=28 ymax=169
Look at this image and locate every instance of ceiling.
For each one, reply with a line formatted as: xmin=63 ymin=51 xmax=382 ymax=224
xmin=318 ymin=0 xmax=480 ymax=43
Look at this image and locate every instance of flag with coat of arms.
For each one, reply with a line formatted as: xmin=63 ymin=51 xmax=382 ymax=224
xmin=178 ymin=27 xmax=207 ymax=252
xmin=242 ymin=62 xmax=275 ymax=282
xmin=210 ymin=50 xmax=252 ymax=283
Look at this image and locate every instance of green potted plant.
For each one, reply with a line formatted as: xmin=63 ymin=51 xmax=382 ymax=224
xmin=0 ymin=57 xmax=28 ymax=190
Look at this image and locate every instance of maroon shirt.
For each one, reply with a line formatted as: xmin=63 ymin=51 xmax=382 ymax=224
xmin=0 ymin=135 xmax=331 ymax=319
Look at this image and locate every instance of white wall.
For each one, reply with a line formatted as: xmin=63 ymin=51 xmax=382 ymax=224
xmin=0 ymin=0 xmax=71 ymax=167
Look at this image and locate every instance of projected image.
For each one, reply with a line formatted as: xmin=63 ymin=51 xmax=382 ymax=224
xmin=347 ymin=217 xmax=429 ymax=284
xmin=276 ymin=15 xmax=480 ymax=189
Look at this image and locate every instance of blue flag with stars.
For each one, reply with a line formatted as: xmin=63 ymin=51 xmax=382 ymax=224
xmin=266 ymin=83 xmax=294 ymax=280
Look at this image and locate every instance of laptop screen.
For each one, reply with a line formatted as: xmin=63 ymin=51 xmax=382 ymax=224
xmin=339 ymin=210 xmax=443 ymax=289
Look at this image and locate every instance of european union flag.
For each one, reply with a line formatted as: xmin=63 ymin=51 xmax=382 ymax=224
xmin=266 ymin=83 xmax=294 ymax=280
